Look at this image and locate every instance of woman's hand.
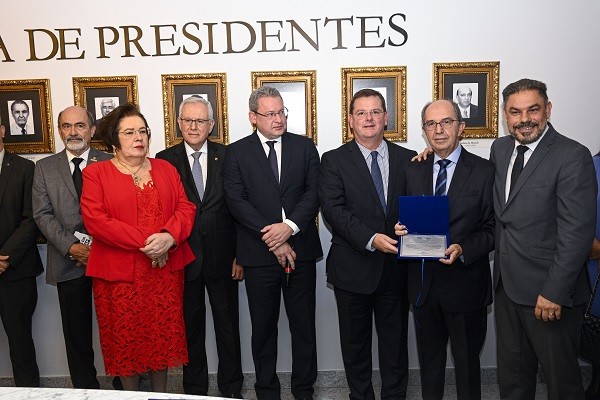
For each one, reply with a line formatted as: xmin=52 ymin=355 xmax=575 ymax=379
xmin=140 ymin=232 xmax=175 ymax=260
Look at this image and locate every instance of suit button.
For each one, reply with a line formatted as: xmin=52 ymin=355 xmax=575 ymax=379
xmin=501 ymin=224 xmax=506 ymax=229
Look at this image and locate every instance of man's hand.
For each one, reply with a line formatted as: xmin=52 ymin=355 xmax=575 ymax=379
xmin=272 ymin=242 xmax=296 ymax=268
xmin=439 ymin=243 xmax=463 ymax=265
xmin=69 ymin=242 xmax=90 ymax=266
xmin=261 ymin=223 xmax=293 ymax=251
xmin=394 ymin=223 xmax=408 ymax=236
xmin=232 ymin=258 xmax=244 ymax=281
xmin=535 ymin=295 xmax=562 ymax=322
xmin=373 ymin=234 xmax=398 ymax=254
xmin=411 ymin=147 xmax=433 ymax=162
xmin=591 ymin=238 xmax=600 ymax=260
xmin=0 ymin=255 xmax=9 ymax=274
xmin=140 ymin=232 xmax=175 ymax=259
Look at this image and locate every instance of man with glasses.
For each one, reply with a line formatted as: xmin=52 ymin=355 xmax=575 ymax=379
xmin=156 ymin=96 xmax=244 ymax=398
xmin=33 ymin=106 xmax=112 ymax=389
xmin=223 ymin=86 xmax=322 ymax=400
xmin=395 ymin=99 xmax=495 ymax=400
xmin=318 ymin=88 xmax=416 ymax=400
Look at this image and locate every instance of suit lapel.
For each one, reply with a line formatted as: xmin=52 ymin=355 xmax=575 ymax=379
xmin=58 ymin=150 xmax=78 ymax=199
xmin=495 ymin=138 xmax=515 ymax=211
xmin=349 ymin=140 xmax=384 ymax=215
xmin=447 ymin=147 xmax=472 ymax=210
xmin=249 ymin=132 xmax=279 ymax=189
xmin=416 ymin=157 xmax=434 ymax=196
xmin=204 ymin=141 xmax=223 ymax=203
xmin=279 ymin=132 xmax=293 ymax=190
xmin=0 ymin=151 xmax=14 ymax=206
xmin=172 ymin=143 xmax=201 ymax=203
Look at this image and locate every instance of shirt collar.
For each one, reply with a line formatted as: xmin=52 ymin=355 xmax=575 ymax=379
xmin=256 ymin=130 xmax=281 ymax=144
xmin=433 ymin=144 xmax=462 ymax=165
xmin=66 ymin=148 xmax=90 ymax=163
xmin=184 ymin=140 xmax=208 ymax=157
xmin=513 ymin=124 xmax=549 ymax=154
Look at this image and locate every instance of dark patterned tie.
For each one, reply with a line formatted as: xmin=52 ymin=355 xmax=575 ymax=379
xmin=371 ymin=151 xmax=386 ymax=210
xmin=72 ymin=157 xmax=83 ymax=199
xmin=266 ymin=141 xmax=279 ymax=183
xmin=191 ymin=152 xmax=204 ymax=200
xmin=21 ymin=127 xmax=26 ymax=135
xmin=509 ymin=145 xmax=529 ymax=195
xmin=435 ymin=159 xmax=452 ymax=196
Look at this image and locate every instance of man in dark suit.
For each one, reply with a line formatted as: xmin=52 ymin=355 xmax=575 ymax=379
xmin=318 ymin=89 xmax=416 ymax=400
xmin=156 ymin=96 xmax=244 ymax=398
xmin=456 ymin=86 xmax=478 ymax=119
xmin=223 ymin=86 xmax=322 ymax=400
xmin=0 ymin=116 xmax=43 ymax=387
xmin=491 ymin=78 xmax=597 ymax=399
xmin=33 ymin=106 xmax=112 ymax=389
xmin=395 ymin=100 xmax=494 ymax=400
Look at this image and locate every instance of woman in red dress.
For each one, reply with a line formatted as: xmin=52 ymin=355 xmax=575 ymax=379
xmin=80 ymin=103 xmax=196 ymax=392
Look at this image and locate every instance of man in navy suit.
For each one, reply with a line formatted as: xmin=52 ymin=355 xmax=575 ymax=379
xmin=0 ymin=115 xmax=43 ymax=387
xmin=156 ymin=96 xmax=244 ymax=398
xmin=223 ymin=86 xmax=322 ymax=400
xmin=318 ymin=89 xmax=416 ymax=400
xmin=396 ymin=99 xmax=495 ymax=400
xmin=491 ymin=79 xmax=596 ymax=399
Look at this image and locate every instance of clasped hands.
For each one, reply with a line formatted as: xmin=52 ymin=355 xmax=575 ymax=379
xmin=141 ymin=232 xmax=175 ymax=268
xmin=261 ymin=223 xmax=295 ymax=269
xmin=0 ymin=255 xmax=9 ymax=274
xmin=68 ymin=242 xmax=90 ymax=267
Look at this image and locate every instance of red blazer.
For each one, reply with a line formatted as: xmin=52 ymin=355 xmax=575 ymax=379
xmin=81 ymin=158 xmax=196 ymax=282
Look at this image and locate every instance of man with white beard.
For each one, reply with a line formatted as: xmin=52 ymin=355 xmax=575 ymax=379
xmin=33 ymin=106 xmax=112 ymax=389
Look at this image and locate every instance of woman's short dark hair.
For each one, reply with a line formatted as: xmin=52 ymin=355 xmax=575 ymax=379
xmin=96 ymin=103 xmax=149 ymax=150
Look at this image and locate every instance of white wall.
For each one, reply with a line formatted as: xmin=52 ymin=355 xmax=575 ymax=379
xmin=0 ymin=0 xmax=599 ymax=377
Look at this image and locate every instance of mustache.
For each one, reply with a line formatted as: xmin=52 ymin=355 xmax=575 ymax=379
xmin=513 ymin=121 xmax=539 ymax=130
xmin=66 ymin=136 xmax=84 ymax=142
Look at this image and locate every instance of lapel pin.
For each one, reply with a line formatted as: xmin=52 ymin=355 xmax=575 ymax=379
xmin=90 ymin=156 xmax=98 ymax=162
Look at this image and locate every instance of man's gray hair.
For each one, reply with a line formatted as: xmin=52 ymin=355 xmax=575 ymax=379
xmin=178 ymin=95 xmax=214 ymax=120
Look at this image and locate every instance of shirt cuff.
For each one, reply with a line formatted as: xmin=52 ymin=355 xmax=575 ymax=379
xmin=283 ymin=219 xmax=300 ymax=235
xmin=366 ymin=234 xmax=377 ymax=252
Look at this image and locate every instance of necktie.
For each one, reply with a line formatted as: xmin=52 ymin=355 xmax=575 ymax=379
xmin=72 ymin=157 xmax=83 ymax=199
xmin=191 ymin=152 xmax=204 ymax=200
xmin=21 ymin=127 xmax=26 ymax=134
xmin=266 ymin=141 xmax=279 ymax=183
xmin=370 ymin=151 xmax=386 ymax=210
xmin=435 ymin=159 xmax=452 ymax=196
xmin=509 ymin=145 xmax=529 ymax=195
xmin=463 ymin=109 xmax=468 ymax=118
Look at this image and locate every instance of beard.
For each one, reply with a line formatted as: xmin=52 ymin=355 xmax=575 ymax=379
xmin=509 ymin=120 xmax=545 ymax=145
xmin=65 ymin=137 xmax=88 ymax=152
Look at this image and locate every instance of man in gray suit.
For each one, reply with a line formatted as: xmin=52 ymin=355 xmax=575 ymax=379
xmin=491 ymin=78 xmax=597 ymax=399
xmin=33 ymin=106 xmax=112 ymax=389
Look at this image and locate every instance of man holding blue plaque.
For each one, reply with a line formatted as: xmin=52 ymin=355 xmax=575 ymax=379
xmin=395 ymin=99 xmax=495 ymax=400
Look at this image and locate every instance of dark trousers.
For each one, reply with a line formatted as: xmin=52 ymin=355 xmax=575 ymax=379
xmin=56 ymin=275 xmax=99 ymax=389
xmin=495 ymin=280 xmax=584 ymax=400
xmin=413 ymin=278 xmax=487 ymax=400
xmin=183 ymin=272 xmax=243 ymax=397
xmin=0 ymin=276 xmax=40 ymax=387
xmin=334 ymin=261 xmax=409 ymax=400
xmin=244 ymin=260 xmax=317 ymax=400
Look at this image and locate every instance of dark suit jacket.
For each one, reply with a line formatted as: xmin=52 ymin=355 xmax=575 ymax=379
xmin=404 ymin=147 xmax=495 ymax=312
xmin=0 ymin=151 xmax=43 ymax=282
xmin=491 ymin=123 xmax=597 ymax=307
xmin=156 ymin=141 xmax=236 ymax=281
xmin=318 ymin=140 xmax=416 ymax=295
xmin=223 ymin=131 xmax=322 ymax=266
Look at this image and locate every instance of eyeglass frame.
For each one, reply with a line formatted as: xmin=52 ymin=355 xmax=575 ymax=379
xmin=178 ymin=117 xmax=212 ymax=127
xmin=422 ymin=118 xmax=460 ymax=132
xmin=118 ymin=127 xmax=151 ymax=138
xmin=352 ymin=109 xmax=386 ymax=119
xmin=252 ymin=107 xmax=288 ymax=120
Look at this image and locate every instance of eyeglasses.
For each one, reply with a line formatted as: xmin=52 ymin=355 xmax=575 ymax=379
xmin=179 ymin=118 xmax=211 ymax=127
xmin=119 ymin=128 xmax=151 ymax=137
xmin=353 ymin=109 xmax=385 ymax=119
xmin=422 ymin=118 xmax=458 ymax=132
xmin=60 ymin=122 xmax=89 ymax=132
xmin=253 ymin=107 xmax=288 ymax=120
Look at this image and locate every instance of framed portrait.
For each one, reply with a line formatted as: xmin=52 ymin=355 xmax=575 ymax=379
xmin=73 ymin=75 xmax=139 ymax=150
xmin=341 ymin=66 xmax=407 ymax=143
xmin=251 ymin=70 xmax=317 ymax=143
xmin=433 ymin=61 xmax=500 ymax=138
xmin=0 ymin=79 xmax=54 ymax=154
xmin=162 ymin=73 xmax=228 ymax=147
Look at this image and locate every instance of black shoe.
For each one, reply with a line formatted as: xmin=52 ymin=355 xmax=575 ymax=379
xmin=222 ymin=393 xmax=243 ymax=399
xmin=112 ymin=376 xmax=123 ymax=390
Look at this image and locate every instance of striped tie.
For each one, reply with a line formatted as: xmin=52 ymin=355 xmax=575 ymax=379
xmin=371 ymin=151 xmax=386 ymax=210
xmin=192 ymin=152 xmax=204 ymax=200
xmin=435 ymin=159 xmax=451 ymax=196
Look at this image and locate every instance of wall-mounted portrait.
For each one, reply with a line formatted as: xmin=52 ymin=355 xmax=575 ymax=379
xmin=433 ymin=61 xmax=500 ymax=138
xmin=73 ymin=75 xmax=138 ymax=151
xmin=0 ymin=79 xmax=54 ymax=154
xmin=162 ymin=73 xmax=228 ymax=147
xmin=251 ymin=70 xmax=317 ymax=143
xmin=341 ymin=66 xmax=407 ymax=143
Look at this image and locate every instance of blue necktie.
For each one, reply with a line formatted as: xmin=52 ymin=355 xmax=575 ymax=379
xmin=192 ymin=152 xmax=204 ymax=200
xmin=371 ymin=151 xmax=386 ymax=210
xmin=266 ymin=141 xmax=279 ymax=183
xmin=435 ymin=159 xmax=451 ymax=196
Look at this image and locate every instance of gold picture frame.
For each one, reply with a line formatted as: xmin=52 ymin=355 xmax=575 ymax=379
xmin=0 ymin=79 xmax=54 ymax=154
xmin=162 ymin=73 xmax=228 ymax=147
xmin=251 ymin=70 xmax=317 ymax=143
xmin=73 ymin=75 xmax=139 ymax=151
xmin=433 ymin=61 xmax=500 ymax=138
xmin=341 ymin=66 xmax=407 ymax=143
